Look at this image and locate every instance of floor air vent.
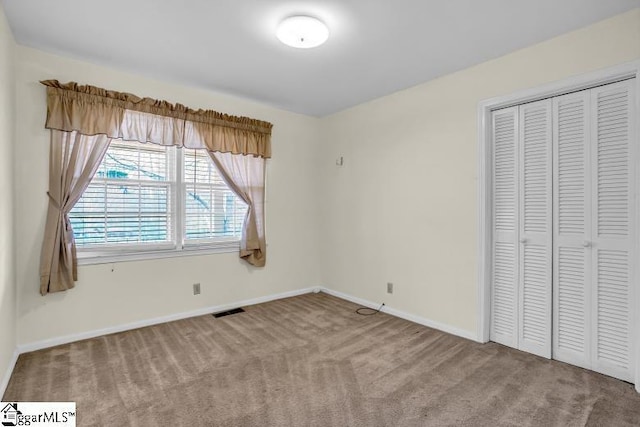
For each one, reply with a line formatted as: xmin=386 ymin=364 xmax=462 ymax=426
xmin=213 ymin=308 xmax=245 ymax=318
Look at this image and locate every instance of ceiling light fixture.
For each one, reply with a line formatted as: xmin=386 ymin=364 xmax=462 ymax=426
xmin=276 ymin=16 xmax=329 ymax=49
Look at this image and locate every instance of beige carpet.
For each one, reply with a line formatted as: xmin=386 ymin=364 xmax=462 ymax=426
xmin=4 ymin=292 xmax=640 ymax=426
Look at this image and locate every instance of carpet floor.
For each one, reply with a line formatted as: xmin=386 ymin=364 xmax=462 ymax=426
xmin=4 ymin=292 xmax=640 ymax=426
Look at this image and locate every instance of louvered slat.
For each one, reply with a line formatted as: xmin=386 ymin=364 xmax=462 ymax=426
xmin=493 ymin=242 xmax=517 ymax=337
xmin=596 ymin=88 xmax=629 ymax=237
xmin=494 ymin=112 xmax=517 ymax=232
xmin=557 ymin=99 xmax=586 ymax=235
xmin=523 ymin=108 xmax=549 ymax=233
xmin=522 ymin=244 xmax=548 ymax=344
xmin=557 ymin=247 xmax=586 ymax=354
xmin=596 ymin=250 xmax=630 ymax=369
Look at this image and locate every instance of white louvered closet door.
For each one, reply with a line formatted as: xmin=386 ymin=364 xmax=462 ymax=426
xmin=492 ymin=79 xmax=636 ymax=384
xmin=552 ymin=90 xmax=592 ymax=370
xmin=589 ymin=80 xmax=636 ymax=382
xmin=518 ymin=100 xmax=552 ymax=358
xmin=552 ymin=80 xmax=636 ymax=382
xmin=491 ymin=107 xmax=519 ymax=348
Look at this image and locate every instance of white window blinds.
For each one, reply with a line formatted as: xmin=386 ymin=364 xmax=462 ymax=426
xmin=70 ymin=141 xmax=174 ymax=248
xmin=183 ymin=150 xmax=248 ymax=245
xmin=70 ymin=141 xmax=247 ymax=254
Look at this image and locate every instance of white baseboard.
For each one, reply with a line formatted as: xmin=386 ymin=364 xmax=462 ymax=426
xmin=17 ymin=287 xmax=318 ymax=354
xmin=9 ymin=284 xmax=476 ymax=391
xmin=320 ymin=287 xmax=479 ymax=342
xmin=0 ymin=348 xmax=19 ymax=399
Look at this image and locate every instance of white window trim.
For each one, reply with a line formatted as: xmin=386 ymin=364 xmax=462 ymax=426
xmin=75 ymin=144 xmax=245 ymax=265
xmin=76 ymin=241 xmax=240 ymax=265
xmin=477 ymin=60 xmax=640 ymax=393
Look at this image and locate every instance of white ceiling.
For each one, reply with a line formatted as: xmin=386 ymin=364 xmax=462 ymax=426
xmin=2 ymin=0 xmax=639 ymax=116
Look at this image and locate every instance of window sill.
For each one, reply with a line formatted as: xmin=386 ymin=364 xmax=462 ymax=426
xmin=76 ymin=242 xmax=240 ymax=266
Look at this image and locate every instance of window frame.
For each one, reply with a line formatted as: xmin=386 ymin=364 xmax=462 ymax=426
xmin=73 ymin=141 xmax=245 ymax=265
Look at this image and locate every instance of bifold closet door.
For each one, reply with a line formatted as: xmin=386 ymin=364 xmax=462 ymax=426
xmin=589 ymin=80 xmax=635 ymax=382
xmin=491 ymin=107 xmax=519 ymax=348
xmin=493 ymin=79 xmax=636 ymax=382
xmin=490 ymin=102 xmax=552 ymax=356
xmin=518 ymin=100 xmax=552 ymax=358
xmin=552 ymin=90 xmax=592 ymax=370
xmin=553 ymin=79 xmax=636 ymax=382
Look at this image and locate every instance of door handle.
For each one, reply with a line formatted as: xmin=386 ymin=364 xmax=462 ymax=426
xmin=583 ymin=241 xmax=591 ymax=248
xmin=519 ymin=238 xmax=527 ymax=244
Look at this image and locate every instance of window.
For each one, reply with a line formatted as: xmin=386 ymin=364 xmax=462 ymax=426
xmin=69 ymin=140 xmax=248 ymax=262
xmin=183 ymin=150 xmax=247 ymax=245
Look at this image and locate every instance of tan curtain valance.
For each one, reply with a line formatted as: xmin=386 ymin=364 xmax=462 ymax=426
xmin=40 ymin=80 xmax=272 ymax=158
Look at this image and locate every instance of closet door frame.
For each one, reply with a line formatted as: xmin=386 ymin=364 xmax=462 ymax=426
xmin=477 ymin=60 xmax=640 ymax=392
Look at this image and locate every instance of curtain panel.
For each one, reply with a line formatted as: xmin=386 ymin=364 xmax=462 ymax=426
xmin=39 ymin=81 xmax=272 ymax=294
xmin=40 ymin=131 xmax=112 ymax=295
xmin=209 ymin=151 xmax=267 ymax=267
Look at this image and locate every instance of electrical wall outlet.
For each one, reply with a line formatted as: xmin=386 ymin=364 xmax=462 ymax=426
xmin=387 ymin=282 xmax=393 ymax=294
xmin=193 ymin=283 xmax=201 ymax=295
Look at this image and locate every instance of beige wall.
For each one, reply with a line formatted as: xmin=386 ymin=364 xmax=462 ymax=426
xmin=319 ymin=9 xmax=640 ymax=336
xmin=14 ymin=46 xmax=323 ymax=346
xmin=0 ymin=4 xmax=16 ymax=391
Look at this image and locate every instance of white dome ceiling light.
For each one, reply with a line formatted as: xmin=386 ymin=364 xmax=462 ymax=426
xmin=276 ymin=16 xmax=329 ymax=49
